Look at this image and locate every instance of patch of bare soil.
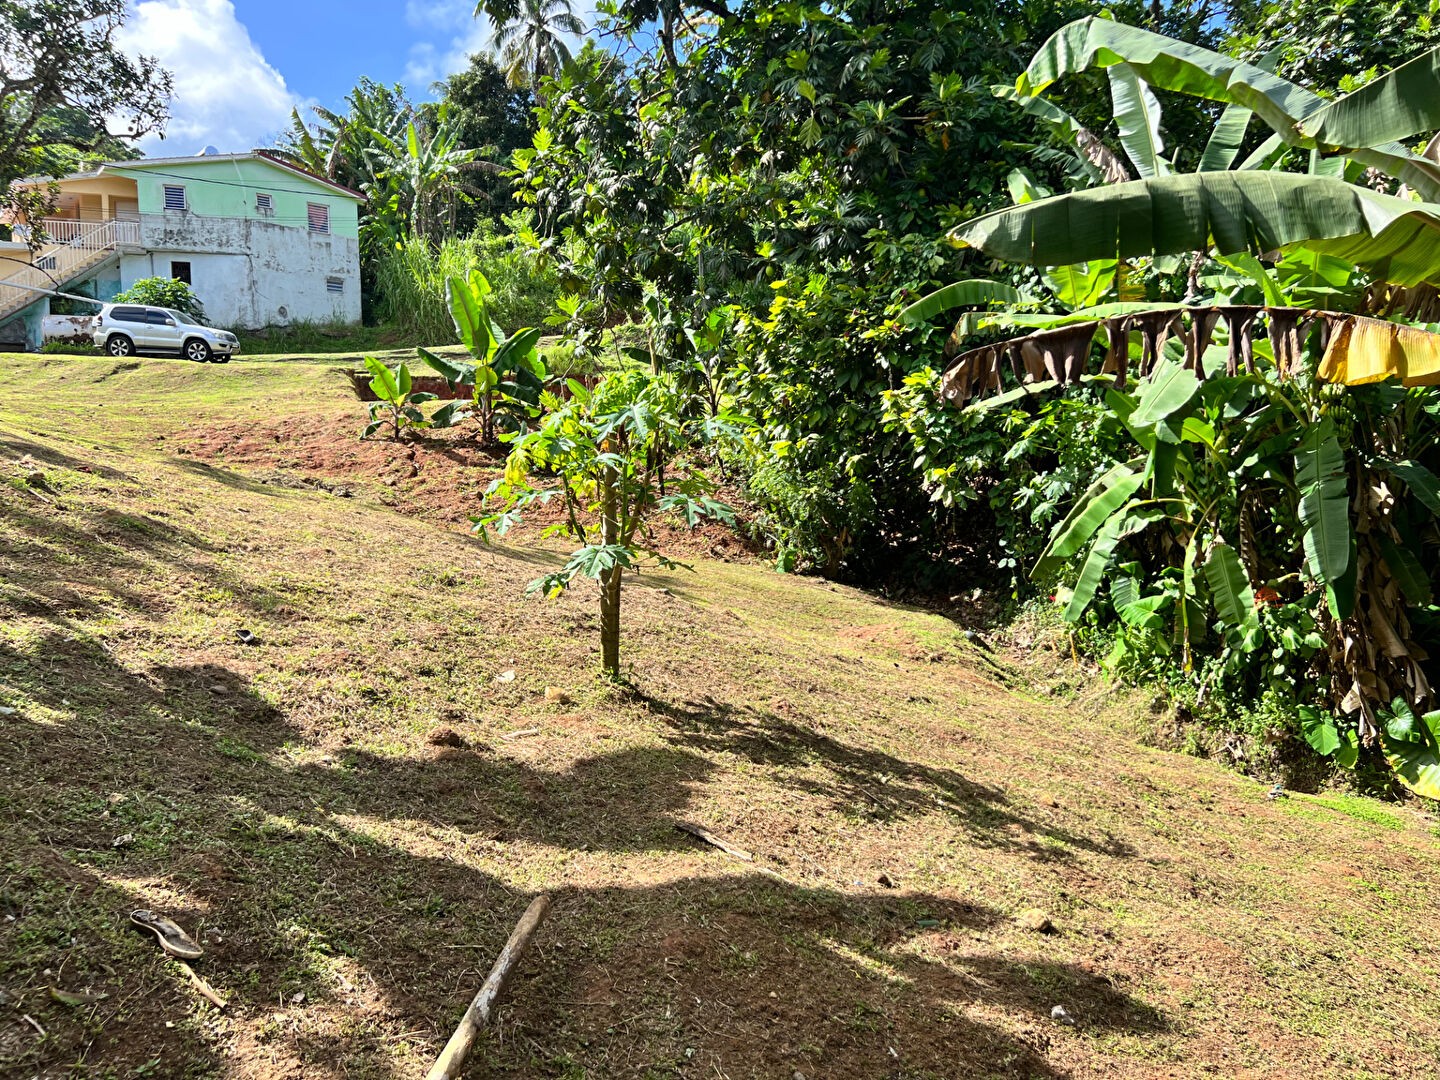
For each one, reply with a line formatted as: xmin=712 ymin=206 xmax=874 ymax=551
xmin=180 ymin=408 xmax=763 ymax=562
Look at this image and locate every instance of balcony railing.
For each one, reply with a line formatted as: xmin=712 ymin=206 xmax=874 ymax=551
xmin=24 ymin=216 xmax=140 ymax=247
xmin=0 ymin=218 xmax=137 ymax=321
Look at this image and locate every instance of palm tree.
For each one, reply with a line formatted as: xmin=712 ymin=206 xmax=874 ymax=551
xmin=488 ymin=0 xmax=585 ymax=92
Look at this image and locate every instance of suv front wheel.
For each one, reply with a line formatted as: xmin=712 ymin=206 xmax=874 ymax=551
xmin=184 ymin=338 xmax=212 ymax=363
xmin=106 ymin=334 xmax=134 ymax=358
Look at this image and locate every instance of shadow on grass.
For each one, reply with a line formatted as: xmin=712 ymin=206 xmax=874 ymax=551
xmin=0 ymin=431 xmax=137 ymax=482
xmin=643 ymin=691 xmax=1137 ymax=863
xmin=0 ymin=472 xmax=308 ymax=623
xmin=0 ymin=632 xmax=1166 ymax=1079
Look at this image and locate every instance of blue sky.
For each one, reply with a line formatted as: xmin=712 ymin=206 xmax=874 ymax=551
xmin=116 ymin=0 xmax=501 ymax=155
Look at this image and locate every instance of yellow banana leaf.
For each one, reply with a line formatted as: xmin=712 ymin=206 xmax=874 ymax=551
xmin=1319 ymin=316 xmax=1440 ymax=386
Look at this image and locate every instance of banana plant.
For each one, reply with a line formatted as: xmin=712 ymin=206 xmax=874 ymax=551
xmin=418 ymin=270 xmax=547 ymax=445
xmin=1014 ymin=17 xmax=1440 ymax=199
xmin=360 ymin=356 xmax=467 ymax=441
xmin=923 ymin=20 xmax=1440 ymax=346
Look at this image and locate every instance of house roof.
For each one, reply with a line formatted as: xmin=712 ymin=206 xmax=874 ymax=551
xmin=102 ymin=152 xmax=365 ymax=200
xmin=14 ymin=151 xmax=364 ymax=201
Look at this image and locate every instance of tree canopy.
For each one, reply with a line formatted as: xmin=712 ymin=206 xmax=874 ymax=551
xmin=0 ymin=0 xmax=170 ymax=221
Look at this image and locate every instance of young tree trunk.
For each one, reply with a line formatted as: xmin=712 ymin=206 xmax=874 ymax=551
xmin=599 ymin=566 xmax=621 ymax=676
xmin=599 ymin=456 xmax=622 ymax=676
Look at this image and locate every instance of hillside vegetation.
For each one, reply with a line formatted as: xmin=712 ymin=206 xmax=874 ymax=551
xmin=1 ymin=355 xmax=1437 ymax=1079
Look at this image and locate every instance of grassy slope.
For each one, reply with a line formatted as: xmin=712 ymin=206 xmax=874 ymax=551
xmin=0 ymin=354 xmax=1437 ymax=1080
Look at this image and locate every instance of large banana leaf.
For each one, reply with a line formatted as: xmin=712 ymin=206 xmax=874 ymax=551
xmin=1381 ymin=701 xmax=1440 ymax=798
xmin=1318 ymin=316 xmax=1440 ymax=386
xmin=1017 ymin=18 xmax=1321 ymax=142
xmin=1197 ymin=102 xmax=1253 ymax=172
xmin=951 ymin=172 xmax=1440 ymax=288
xmin=1296 ymin=418 xmax=1352 ymax=595
xmin=900 ymin=279 xmax=1026 ymax=324
xmin=1108 ymin=65 xmax=1170 ymax=179
xmin=1034 ymin=459 xmax=1146 ymax=576
xmin=1015 ymin=17 xmax=1440 ymax=199
xmin=1203 ymin=541 xmax=1259 ymax=635
xmin=1064 ymin=507 xmax=1160 ymax=621
xmin=1298 ymin=45 xmax=1440 ymax=152
xmin=1042 ymin=260 xmax=1115 ymax=309
xmin=1130 ymin=356 xmax=1200 ymax=427
xmin=1377 ymin=458 xmax=1440 ymax=515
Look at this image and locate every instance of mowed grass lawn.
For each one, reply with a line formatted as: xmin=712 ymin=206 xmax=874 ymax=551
xmin=1 ymin=353 xmax=1438 ymax=1079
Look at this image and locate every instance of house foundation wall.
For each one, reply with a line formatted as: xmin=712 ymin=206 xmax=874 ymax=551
xmin=126 ymin=214 xmax=361 ymax=330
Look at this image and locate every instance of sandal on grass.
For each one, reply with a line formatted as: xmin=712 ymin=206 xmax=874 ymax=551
xmin=130 ymin=909 xmax=204 ymax=960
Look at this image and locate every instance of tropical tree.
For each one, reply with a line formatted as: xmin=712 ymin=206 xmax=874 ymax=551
xmin=476 ymin=370 xmax=733 ymax=677
xmin=1 ymin=0 xmax=171 ymax=230
xmin=485 ymin=0 xmax=586 ymax=91
xmin=902 ymin=18 xmax=1440 ymax=795
xmin=426 ymin=54 xmax=536 ymax=226
xmin=1227 ymin=0 xmax=1440 ymax=94
xmin=363 ymin=112 xmax=499 ymax=243
xmin=273 ymin=78 xmax=411 ymax=192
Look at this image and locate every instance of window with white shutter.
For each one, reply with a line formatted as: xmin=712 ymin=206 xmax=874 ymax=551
xmin=306 ymin=202 xmax=330 ymax=234
xmin=255 ymin=192 xmax=274 ymax=215
xmin=163 ymin=185 xmax=187 ymax=211
xmin=326 ymin=277 xmax=344 ymax=293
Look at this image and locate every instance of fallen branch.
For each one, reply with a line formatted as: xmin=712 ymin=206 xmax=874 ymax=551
xmin=426 ymin=894 xmax=552 ymax=1080
xmin=177 ymin=961 xmax=228 ymax=1011
xmin=501 ymin=728 xmax=541 ymax=741
xmin=674 ymin=821 xmax=753 ymax=862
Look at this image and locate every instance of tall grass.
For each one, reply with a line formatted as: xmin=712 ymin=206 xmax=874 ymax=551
xmin=373 ymin=218 xmax=559 ymax=346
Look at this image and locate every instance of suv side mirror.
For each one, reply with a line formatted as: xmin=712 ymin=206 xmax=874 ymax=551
xmin=164 ymin=318 xmax=175 ymax=326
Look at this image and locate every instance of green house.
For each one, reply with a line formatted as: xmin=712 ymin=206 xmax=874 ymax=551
xmin=2 ymin=151 xmax=364 ymax=346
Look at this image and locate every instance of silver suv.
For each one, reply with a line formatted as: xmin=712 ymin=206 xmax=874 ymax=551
xmin=92 ymin=304 xmax=239 ymax=363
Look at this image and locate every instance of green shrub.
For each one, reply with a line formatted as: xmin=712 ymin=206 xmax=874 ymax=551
xmin=112 ymin=277 xmax=205 ymax=319
xmin=746 ymin=459 xmax=876 ymax=575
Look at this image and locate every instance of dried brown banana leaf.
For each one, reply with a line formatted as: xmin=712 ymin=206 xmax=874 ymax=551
xmin=1019 ymin=338 xmax=1046 ymax=383
xmin=1128 ymin=310 xmax=1182 ymax=377
xmin=1265 ymin=307 xmax=1312 ymax=376
xmin=1026 ymin=322 xmax=1099 ymax=385
xmin=1217 ymin=306 xmax=1262 ymax=375
xmin=1102 ymin=317 xmax=1131 ymax=389
xmin=1183 ymin=308 xmax=1221 ymax=376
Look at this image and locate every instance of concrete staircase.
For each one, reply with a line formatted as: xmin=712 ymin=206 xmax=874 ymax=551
xmin=0 ymin=218 xmax=139 ymax=323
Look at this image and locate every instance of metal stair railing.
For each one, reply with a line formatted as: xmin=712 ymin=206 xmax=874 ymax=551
xmin=0 ymin=218 xmax=129 ymax=323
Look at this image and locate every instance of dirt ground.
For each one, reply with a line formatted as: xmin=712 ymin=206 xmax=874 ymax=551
xmin=1 ymin=354 xmax=1438 ymax=1080
xmin=178 ymin=407 xmax=759 ymax=563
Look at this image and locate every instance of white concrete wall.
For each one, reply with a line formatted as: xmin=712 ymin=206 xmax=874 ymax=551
xmin=125 ymin=213 xmax=362 ymax=329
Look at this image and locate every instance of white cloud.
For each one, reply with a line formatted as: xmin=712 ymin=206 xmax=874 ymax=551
xmin=116 ymin=0 xmax=302 ymax=155
xmin=404 ymin=0 xmax=493 ymax=90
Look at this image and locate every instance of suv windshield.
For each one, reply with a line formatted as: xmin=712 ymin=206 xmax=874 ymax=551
xmin=166 ymin=309 xmax=201 ymax=327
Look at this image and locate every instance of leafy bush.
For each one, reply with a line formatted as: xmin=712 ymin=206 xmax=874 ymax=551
xmin=112 ymin=277 xmax=205 ymax=319
xmin=372 ymin=213 xmax=558 ymax=345
xmin=745 ymin=459 xmax=876 ymax=575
